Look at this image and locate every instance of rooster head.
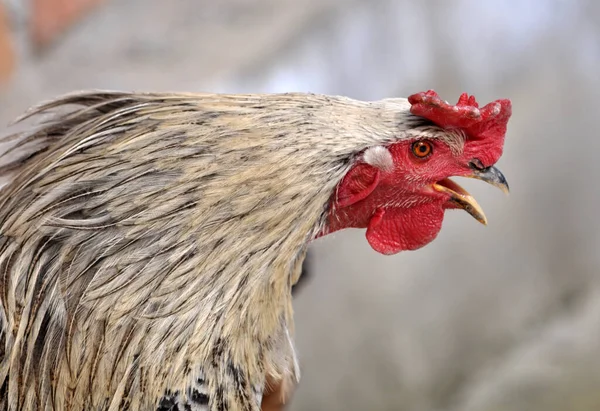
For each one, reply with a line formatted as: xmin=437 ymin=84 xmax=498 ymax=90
xmin=325 ymin=90 xmax=512 ymax=255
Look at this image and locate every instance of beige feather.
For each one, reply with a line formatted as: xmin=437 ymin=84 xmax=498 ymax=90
xmin=0 ymin=90 xmax=452 ymax=410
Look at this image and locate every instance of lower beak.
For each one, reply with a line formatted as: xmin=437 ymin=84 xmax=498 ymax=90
xmin=432 ymin=166 xmax=509 ymax=225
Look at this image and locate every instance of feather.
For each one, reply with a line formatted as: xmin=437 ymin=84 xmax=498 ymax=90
xmin=0 ymin=91 xmax=436 ymax=410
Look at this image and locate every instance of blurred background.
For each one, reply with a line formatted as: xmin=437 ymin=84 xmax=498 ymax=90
xmin=1 ymin=0 xmax=599 ymax=410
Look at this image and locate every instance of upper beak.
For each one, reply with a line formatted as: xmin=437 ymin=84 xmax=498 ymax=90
xmin=432 ymin=165 xmax=509 ymax=225
xmin=470 ymin=165 xmax=510 ymax=195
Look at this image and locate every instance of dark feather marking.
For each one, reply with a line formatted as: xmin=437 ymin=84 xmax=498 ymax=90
xmin=0 ymin=90 xmax=420 ymax=410
xmin=191 ymin=389 xmax=209 ymax=405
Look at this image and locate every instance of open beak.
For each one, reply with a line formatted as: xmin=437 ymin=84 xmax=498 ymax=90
xmin=432 ymin=166 xmax=509 ymax=225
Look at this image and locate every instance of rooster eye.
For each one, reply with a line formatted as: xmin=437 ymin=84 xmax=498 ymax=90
xmin=411 ymin=140 xmax=433 ymax=158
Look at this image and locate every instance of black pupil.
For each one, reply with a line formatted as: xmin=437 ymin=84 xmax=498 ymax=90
xmin=419 ymin=144 xmax=428 ymax=153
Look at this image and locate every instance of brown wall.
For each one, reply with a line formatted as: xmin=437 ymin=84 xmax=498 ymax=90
xmin=0 ymin=0 xmax=106 ymax=85
xmin=0 ymin=2 xmax=14 ymax=85
xmin=31 ymin=0 xmax=105 ymax=47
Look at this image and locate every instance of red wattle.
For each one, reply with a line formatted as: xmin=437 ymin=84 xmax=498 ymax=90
xmin=365 ymin=204 xmax=445 ymax=255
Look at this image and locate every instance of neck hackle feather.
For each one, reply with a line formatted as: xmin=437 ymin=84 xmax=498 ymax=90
xmin=0 ymin=91 xmax=420 ymax=410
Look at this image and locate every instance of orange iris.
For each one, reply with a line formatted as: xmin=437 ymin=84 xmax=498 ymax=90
xmin=412 ymin=140 xmax=432 ymax=158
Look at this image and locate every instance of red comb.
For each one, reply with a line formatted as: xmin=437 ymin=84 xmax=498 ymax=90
xmin=408 ymin=90 xmax=512 ymax=141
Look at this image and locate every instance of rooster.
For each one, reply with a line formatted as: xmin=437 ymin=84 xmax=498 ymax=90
xmin=0 ymin=89 xmax=511 ymax=411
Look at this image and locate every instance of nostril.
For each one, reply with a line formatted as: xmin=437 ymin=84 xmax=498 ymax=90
xmin=469 ymin=159 xmax=486 ymax=171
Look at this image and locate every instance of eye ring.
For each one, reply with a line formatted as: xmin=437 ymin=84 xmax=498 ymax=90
xmin=411 ymin=140 xmax=433 ymax=158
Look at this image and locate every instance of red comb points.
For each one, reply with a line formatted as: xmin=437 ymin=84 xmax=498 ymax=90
xmin=408 ymin=90 xmax=512 ymax=141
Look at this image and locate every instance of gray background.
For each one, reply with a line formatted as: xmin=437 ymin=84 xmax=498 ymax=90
xmin=1 ymin=1 xmax=599 ymax=410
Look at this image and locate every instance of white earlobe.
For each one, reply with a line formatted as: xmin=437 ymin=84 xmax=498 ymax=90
xmin=362 ymin=146 xmax=394 ymax=172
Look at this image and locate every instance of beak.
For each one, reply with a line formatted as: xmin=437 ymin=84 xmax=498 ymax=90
xmin=470 ymin=166 xmax=510 ymax=195
xmin=432 ymin=166 xmax=509 ymax=226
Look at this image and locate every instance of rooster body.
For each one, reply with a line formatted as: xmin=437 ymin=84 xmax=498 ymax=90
xmin=0 ymin=90 xmax=511 ymax=410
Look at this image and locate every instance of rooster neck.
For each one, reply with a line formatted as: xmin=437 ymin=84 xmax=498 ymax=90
xmin=0 ymin=90 xmax=416 ymax=409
